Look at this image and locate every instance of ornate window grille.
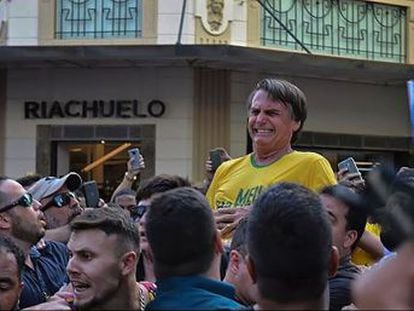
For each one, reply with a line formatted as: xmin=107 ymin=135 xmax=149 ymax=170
xmin=55 ymin=0 xmax=142 ymax=39
xmin=261 ymin=0 xmax=406 ymax=63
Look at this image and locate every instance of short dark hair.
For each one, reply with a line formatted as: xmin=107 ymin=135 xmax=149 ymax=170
xmin=0 ymin=235 xmax=25 ymax=280
xmin=248 ymin=183 xmax=332 ymax=304
xmin=146 ymin=187 xmax=216 ymax=278
xmin=230 ymin=217 xmax=248 ymax=257
xmin=112 ymin=189 xmax=137 ymax=203
xmin=70 ymin=207 xmax=140 ymax=256
xmin=247 ymin=78 xmax=307 ymax=143
xmin=136 ymin=174 xmax=192 ymax=202
xmin=321 ymin=185 xmax=367 ymax=250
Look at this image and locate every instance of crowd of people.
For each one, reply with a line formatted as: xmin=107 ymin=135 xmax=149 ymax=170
xmin=0 ymin=78 xmax=412 ymax=310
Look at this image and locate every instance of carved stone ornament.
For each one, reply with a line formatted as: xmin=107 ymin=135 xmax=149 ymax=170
xmin=207 ymin=0 xmax=224 ymax=32
xmin=197 ymin=0 xmax=232 ymax=35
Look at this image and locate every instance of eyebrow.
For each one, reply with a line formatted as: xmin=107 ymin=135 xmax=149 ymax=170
xmin=250 ymin=107 xmax=281 ymax=112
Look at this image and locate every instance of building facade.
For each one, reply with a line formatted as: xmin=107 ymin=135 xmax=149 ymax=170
xmin=0 ymin=0 xmax=413 ymax=193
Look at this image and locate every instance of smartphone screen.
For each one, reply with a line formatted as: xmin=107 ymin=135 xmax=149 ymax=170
xmin=128 ymin=148 xmax=140 ymax=171
xmin=338 ymin=157 xmax=363 ymax=181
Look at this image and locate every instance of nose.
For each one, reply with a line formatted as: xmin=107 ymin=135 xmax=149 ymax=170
xmin=255 ymin=111 xmax=267 ymax=123
xmin=69 ymin=196 xmax=81 ymax=209
xmin=139 ymin=213 xmax=147 ymax=228
xmin=67 ymin=255 xmax=80 ymax=276
xmin=33 ymin=199 xmax=42 ymax=211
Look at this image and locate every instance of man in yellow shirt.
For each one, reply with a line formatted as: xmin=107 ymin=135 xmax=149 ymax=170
xmin=206 ymin=78 xmax=336 ymax=233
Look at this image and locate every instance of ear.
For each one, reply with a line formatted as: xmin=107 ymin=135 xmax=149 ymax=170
xmin=120 ymin=251 xmax=138 ymax=276
xmin=343 ymin=230 xmax=358 ymax=250
xmin=214 ymin=230 xmax=224 ymax=254
xmin=329 ymin=246 xmax=339 ymax=277
xmin=0 ymin=213 xmax=11 ymax=230
xmin=246 ymin=254 xmax=257 ymax=284
xmin=228 ymin=250 xmax=242 ymax=275
xmin=292 ymin=120 xmax=301 ymax=132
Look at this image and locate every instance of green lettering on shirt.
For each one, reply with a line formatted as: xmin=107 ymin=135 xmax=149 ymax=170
xmin=234 ymin=185 xmax=265 ymax=207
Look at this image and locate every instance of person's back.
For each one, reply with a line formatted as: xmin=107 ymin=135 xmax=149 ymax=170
xmin=145 ymin=187 xmax=242 ymax=310
xmin=247 ymin=183 xmax=338 ymax=310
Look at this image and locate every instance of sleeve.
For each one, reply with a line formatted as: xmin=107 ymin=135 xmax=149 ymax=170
xmin=329 ymin=278 xmax=352 ymax=311
xmin=308 ymin=156 xmax=337 ymax=192
xmin=206 ymin=170 xmax=220 ymax=210
xmin=206 ymin=162 xmax=227 ymax=210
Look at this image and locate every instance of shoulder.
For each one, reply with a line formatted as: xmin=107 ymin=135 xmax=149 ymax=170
xmin=139 ymin=281 xmax=157 ymax=301
xmin=290 ymin=151 xmax=328 ymax=162
xmin=40 ymin=241 xmax=69 ymax=263
xmin=219 ymin=154 xmax=251 ymax=170
xmin=139 ymin=281 xmax=157 ymax=310
xmin=43 ymin=241 xmax=68 ymax=254
xmin=212 ymin=154 xmax=252 ymax=180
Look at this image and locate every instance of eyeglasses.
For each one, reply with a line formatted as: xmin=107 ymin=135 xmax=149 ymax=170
xmin=41 ymin=192 xmax=76 ymax=211
xmin=130 ymin=204 xmax=149 ymax=221
xmin=0 ymin=192 xmax=33 ymax=213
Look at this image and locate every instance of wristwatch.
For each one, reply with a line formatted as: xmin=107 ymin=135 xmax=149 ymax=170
xmin=125 ymin=172 xmax=137 ymax=182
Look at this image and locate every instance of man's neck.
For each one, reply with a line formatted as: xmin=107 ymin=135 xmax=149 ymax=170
xmin=339 ymin=252 xmax=352 ymax=265
xmin=90 ymin=278 xmax=139 ymax=310
xmin=253 ymin=145 xmax=293 ymax=166
xmin=201 ymin=253 xmax=221 ymax=280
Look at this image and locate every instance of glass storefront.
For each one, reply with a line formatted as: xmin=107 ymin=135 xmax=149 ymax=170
xmin=53 ymin=141 xmax=141 ymax=201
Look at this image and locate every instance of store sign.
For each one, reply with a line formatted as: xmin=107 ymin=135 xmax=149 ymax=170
xmin=24 ymin=99 xmax=166 ymax=119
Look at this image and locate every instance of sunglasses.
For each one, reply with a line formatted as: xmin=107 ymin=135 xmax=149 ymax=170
xmin=130 ymin=204 xmax=149 ymax=221
xmin=41 ymin=192 xmax=76 ymax=211
xmin=0 ymin=192 xmax=33 ymax=213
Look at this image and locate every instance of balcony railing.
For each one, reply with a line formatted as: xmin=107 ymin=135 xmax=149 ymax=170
xmin=55 ymin=0 xmax=142 ymax=39
xmin=261 ymin=0 xmax=406 ymax=63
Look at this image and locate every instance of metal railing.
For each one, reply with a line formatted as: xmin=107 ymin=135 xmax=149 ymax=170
xmin=55 ymin=0 xmax=142 ymax=39
xmin=261 ymin=0 xmax=406 ymax=63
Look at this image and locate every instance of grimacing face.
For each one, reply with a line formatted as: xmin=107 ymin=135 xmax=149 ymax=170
xmin=0 ymin=250 xmax=23 ymax=311
xmin=67 ymin=229 xmax=125 ymax=309
xmin=248 ymin=90 xmax=300 ymax=153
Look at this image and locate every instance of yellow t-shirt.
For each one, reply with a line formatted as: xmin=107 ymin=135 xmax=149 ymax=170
xmin=351 ymin=223 xmax=382 ymax=266
xmin=206 ymin=151 xmax=337 ymax=209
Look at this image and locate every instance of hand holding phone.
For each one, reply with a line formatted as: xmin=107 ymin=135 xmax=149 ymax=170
xmin=83 ymin=181 xmax=100 ymax=208
xmin=209 ymin=150 xmax=224 ymax=172
xmin=338 ymin=157 xmax=359 ymax=174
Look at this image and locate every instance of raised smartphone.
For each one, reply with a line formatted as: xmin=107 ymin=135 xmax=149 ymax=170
xmin=209 ymin=150 xmax=223 ymax=171
xmin=83 ymin=180 xmax=100 ymax=208
xmin=338 ymin=157 xmax=360 ymax=175
xmin=128 ymin=148 xmax=140 ymax=171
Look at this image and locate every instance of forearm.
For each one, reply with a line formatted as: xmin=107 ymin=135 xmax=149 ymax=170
xmin=357 ymin=230 xmax=385 ymax=260
xmin=110 ymin=173 xmax=136 ymax=202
